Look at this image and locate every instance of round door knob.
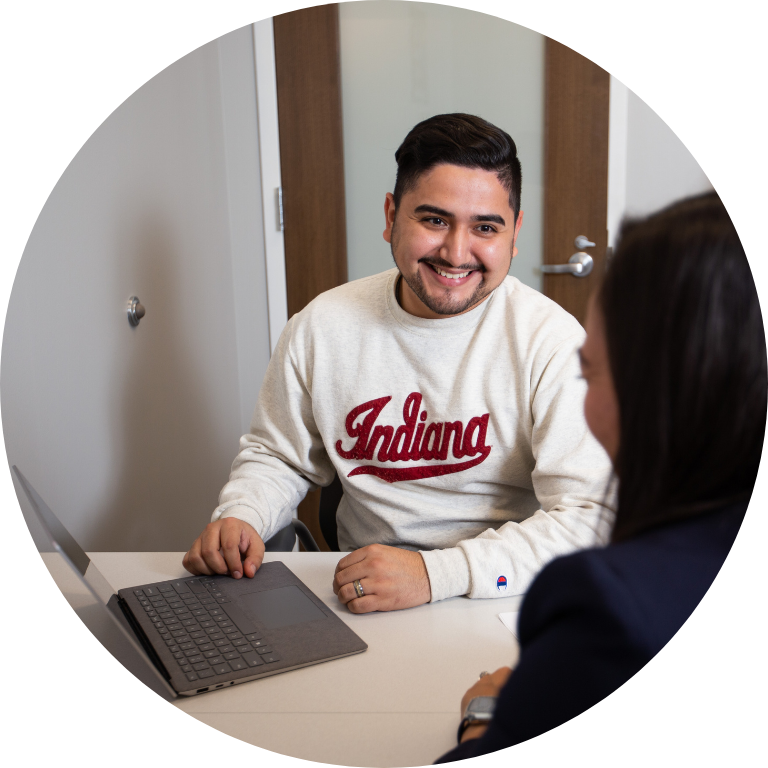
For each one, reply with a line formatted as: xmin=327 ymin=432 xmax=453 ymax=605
xmin=128 ymin=297 xmax=146 ymax=327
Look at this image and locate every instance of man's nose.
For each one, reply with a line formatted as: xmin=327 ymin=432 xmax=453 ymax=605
xmin=438 ymin=227 xmax=470 ymax=266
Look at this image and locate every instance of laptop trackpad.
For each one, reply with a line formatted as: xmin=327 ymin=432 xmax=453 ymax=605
xmin=239 ymin=585 xmax=327 ymax=629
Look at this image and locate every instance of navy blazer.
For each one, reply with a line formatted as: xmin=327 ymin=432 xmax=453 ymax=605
xmin=436 ymin=502 xmax=746 ymax=762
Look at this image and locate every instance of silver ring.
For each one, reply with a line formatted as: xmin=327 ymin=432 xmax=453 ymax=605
xmin=479 ymin=671 xmax=489 ymax=679
xmin=353 ymin=579 xmax=365 ymax=598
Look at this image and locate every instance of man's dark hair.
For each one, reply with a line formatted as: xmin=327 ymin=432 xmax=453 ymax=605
xmin=600 ymin=192 xmax=766 ymax=542
xmin=393 ymin=114 xmax=522 ymax=216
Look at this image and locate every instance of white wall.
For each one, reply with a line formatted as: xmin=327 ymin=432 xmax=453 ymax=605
xmin=608 ymin=78 xmax=712 ymax=245
xmin=626 ymin=88 xmax=713 ymax=213
xmin=1 ymin=26 xmax=272 ymax=552
xmin=339 ymin=1 xmax=545 ymax=290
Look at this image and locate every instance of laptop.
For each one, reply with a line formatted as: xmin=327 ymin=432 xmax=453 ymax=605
xmin=12 ymin=466 xmax=367 ymax=698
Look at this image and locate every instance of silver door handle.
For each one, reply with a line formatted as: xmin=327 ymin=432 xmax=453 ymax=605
xmin=541 ymin=251 xmax=593 ymax=277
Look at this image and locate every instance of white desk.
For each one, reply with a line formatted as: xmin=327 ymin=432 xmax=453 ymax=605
xmin=89 ymin=552 xmax=522 ymax=767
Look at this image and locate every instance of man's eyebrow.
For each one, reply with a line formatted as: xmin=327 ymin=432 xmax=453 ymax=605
xmin=413 ymin=204 xmax=454 ymax=218
xmin=413 ymin=205 xmax=506 ymax=226
xmin=471 ymin=213 xmax=506 ymax=226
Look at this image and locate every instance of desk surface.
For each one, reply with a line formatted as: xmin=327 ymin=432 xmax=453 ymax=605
xmin=90 ymin=552 xmax=521 ymax=767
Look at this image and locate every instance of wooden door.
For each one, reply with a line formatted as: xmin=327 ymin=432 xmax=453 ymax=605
xmin=543 ymin=39 xmax=610 ymax=327
xmin=273 ymin=4 xmax=347 ymax=549
xmin=273 ymin=4 xmax=348 ymax=319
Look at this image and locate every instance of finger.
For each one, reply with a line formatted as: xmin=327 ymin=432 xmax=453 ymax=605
xmin=336 ymin=581 xmax=357 ymax=605
xmin=345 ymin=595 xmax=379 ymax=614
xmin=190 ymin=536 xmax=227 ymax=576
xmin=336 ymin=579 xmax=371 ymax=605
xmin=333 ymin=561 xmax=369 ymax=592
xmin=183 ymin=539 xmax=215 ymax=576
xmin=335 ymin=548 xmax=368 ymax=574
xmin=199 ymin=523 xmax=230 ymax=575
xmin=220 ymin=522 xmax=246 ymax=578
xmin=242 ymin=529 xmax=265 ymax=578
xmin=335 ymin=582 xmax=352 ymax=605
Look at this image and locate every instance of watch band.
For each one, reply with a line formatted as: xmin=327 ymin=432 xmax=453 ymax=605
xmin=457 ymin=696 xmax=497 ymax=742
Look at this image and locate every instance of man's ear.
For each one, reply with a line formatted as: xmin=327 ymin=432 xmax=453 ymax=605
xmin=383 ymin=192 xmax=396 ymax=244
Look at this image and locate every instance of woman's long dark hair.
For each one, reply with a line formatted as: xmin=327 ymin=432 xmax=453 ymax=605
xmin=600 ymin=192 xmax=766 ymax=542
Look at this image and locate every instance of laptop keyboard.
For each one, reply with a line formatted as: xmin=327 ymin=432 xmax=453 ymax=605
xmin=133 ymin=577 xmax=280 ymax=684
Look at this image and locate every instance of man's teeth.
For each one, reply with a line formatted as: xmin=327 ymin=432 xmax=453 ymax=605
xmin=434 ymin=266 xmax=471 ymax=280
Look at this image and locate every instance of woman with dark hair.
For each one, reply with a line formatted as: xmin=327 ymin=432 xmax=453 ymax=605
xmin=436 ymin=191 xmax=766 ymax=761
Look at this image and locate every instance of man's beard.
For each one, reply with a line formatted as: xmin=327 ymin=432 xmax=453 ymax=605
xmin=390 ymin=222 xmax=494 ymax=316
xmin=397 ymin=260 xmax=492 ymax=316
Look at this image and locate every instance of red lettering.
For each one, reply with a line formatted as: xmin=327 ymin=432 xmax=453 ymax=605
xmin=387 ymin=393 xmax=422 ymax=461
xmin=349 ymin=451 xmax=490 ymax=483
xmin=336 ymin=394 xmax=492 ymax=479
xmin=462 ymin=414 xmax=491 ymax=459
xmin=365 ymin=425 xmax=394 ymax=461
xmin=439 ymin=421 xmax=465 ymax=460
xmin=409 ymin=421 xmax=426 ymax=460
xmin=335 ymin=396 xmax=391 ymax=460
xmin=420 ymin=423 xmax=443 ymax=460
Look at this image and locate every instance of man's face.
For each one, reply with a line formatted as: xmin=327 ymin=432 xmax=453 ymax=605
xmin=383 ymin=163 xmax=523 ymax=320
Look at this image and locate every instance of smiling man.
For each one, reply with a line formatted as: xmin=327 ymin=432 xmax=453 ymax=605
xmin=183 ymin=114 xmax=613 ymax=612
xmin=385 ymin=162 xmax=523 ymax=320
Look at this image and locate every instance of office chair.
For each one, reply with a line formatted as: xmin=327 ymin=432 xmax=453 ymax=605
xmin=264 ymin=518 xmax=321 ymax=552
xmin=263 ymin=473 xmax=344 ymax=552
xmin=318 ymin=472 xmax=343 ymax=552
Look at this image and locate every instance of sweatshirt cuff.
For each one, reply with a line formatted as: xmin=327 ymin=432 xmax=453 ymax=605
xmin=212 ymin=503 xmax=265 ymax=538
xmin=419 ymin=547 xmax=472 ymax=603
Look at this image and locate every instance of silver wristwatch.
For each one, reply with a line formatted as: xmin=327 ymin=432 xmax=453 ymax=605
xmin=458 ymin=696 xmax=497 ymax=741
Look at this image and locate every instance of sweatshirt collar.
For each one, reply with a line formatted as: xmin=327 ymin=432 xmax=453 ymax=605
xmin=385 ymin=269 xmax=498 ymax=336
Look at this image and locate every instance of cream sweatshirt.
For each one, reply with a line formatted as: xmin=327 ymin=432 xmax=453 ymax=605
xmin=213 ymin=269 xmax=614 ymax=600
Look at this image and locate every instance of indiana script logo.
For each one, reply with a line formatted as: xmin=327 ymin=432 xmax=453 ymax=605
xmin=335 ymin=392 xmax=492 ymax=483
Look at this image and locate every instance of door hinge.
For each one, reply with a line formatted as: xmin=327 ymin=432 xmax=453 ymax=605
xmin=276 ymin=186 xmax=285 ymax=232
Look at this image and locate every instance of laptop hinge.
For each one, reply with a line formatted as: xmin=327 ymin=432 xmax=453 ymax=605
xmin=117 ymin=596 xmax=172 ymax=681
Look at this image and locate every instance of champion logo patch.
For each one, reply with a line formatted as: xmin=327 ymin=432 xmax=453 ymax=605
xmin=497 ymin=575 xmax=507 ymax=591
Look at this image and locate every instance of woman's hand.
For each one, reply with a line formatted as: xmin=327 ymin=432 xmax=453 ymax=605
xmin=459 ymin=666 xmax=512 ymax=742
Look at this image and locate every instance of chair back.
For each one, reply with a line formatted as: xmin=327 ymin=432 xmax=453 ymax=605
xmin=319 ymin=473 xmax=343 ymax=551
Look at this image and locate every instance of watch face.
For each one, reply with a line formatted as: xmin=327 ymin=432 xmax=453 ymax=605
xmin=467 ymin=696 xmax=497 ymax=715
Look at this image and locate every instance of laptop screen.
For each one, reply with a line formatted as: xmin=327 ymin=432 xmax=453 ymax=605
xmin=13 ymin=466 xmax=91 ymax=574
xmin=12 ymin=466 xmax=118 ymax=603
xmin=11 ymin=465 xmax=176 ymax=700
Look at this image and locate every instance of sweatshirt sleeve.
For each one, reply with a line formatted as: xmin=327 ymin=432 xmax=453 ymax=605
xmin=211 ymin=316 xmax=336 ymax=543
xmin=421 ymin=333 xmax=615 ymax=601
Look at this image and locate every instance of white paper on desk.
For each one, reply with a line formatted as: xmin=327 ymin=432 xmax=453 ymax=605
xmin=498 ymin=611 xmax=521 ymax=640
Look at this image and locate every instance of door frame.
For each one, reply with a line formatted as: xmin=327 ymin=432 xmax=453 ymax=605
xmin=252 ymin=20 xmax=288 ymax=354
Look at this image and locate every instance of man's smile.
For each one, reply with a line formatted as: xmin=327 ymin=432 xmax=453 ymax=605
xmin=422 ymin=260 xmax=483 ymax=287
xmin=432 ymin=266 xmax=472 ymax=280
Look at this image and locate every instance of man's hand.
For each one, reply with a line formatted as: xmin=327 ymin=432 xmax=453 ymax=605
xmin=458 ymin=666 xmax=512 ymax=742
xmin=182 ymin=518 xmax=265 ymax=579
xmin=332 ymin=544 xmax=431 ymax=613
